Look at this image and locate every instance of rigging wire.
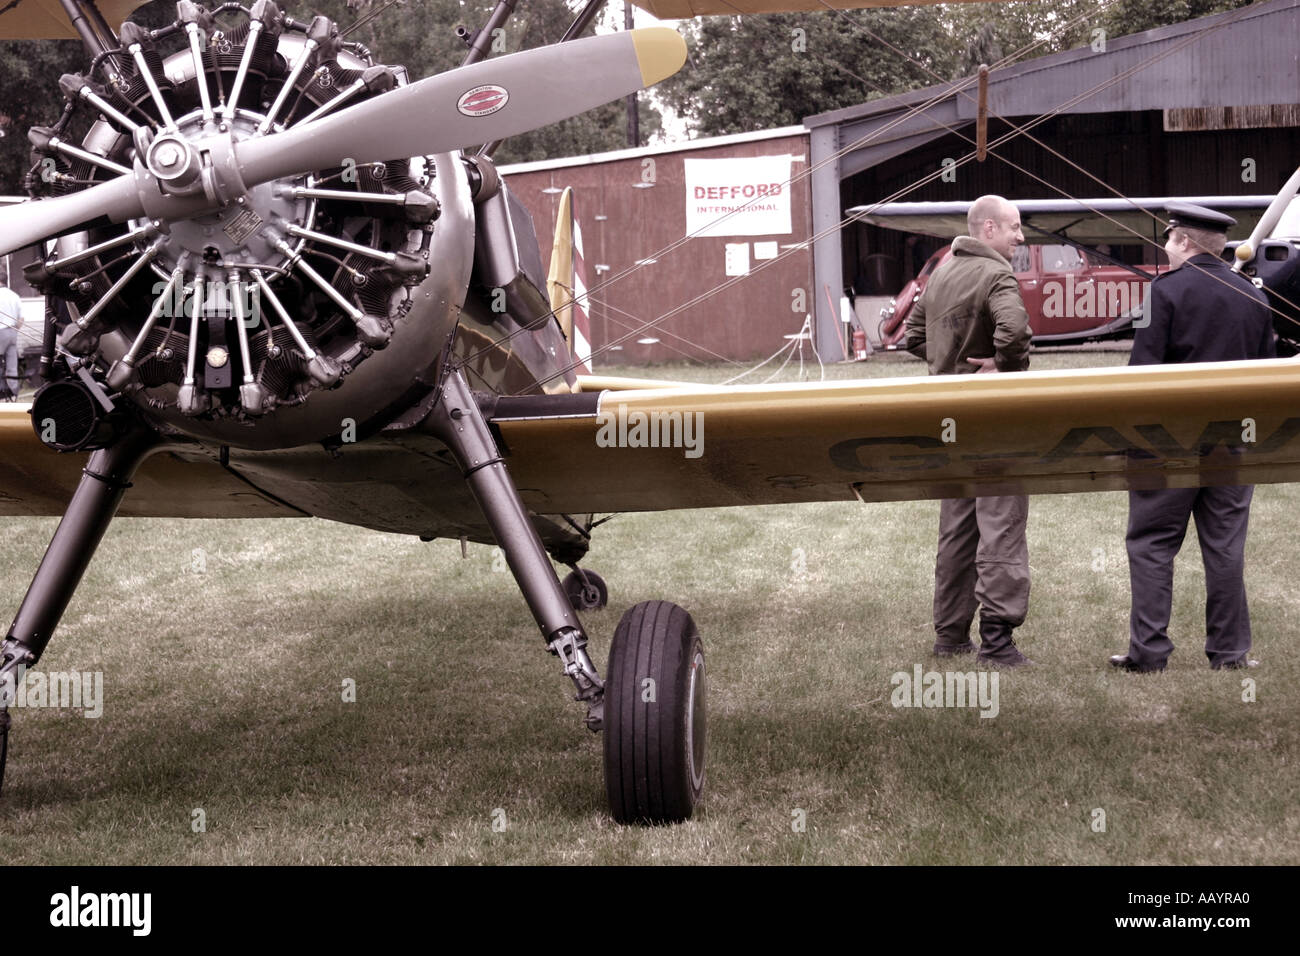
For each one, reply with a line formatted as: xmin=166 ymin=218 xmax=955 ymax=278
xmin=526 ymin=0 xmax=1300 ymax=385
xmin=468 ymin=0 xmax=1146 ymax=379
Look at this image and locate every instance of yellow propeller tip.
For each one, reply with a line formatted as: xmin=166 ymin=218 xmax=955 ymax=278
xmin=632 ymin=27 xmax=687 ymax=88
xmin=1235 ymin=243 xmax=1253 ymax=261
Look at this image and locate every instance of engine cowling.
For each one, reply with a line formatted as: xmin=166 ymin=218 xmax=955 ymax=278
xmin=27 ymin=3 xmax=474 ymax=450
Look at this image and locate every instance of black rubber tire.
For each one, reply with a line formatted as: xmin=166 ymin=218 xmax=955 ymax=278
xmin=562 ymin=569 xmax=608 ymax=611
xmin=603 ymin=600 xmax=706 ymax=824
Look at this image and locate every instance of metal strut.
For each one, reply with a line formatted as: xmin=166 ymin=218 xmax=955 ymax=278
xmin=424 ymin=368 xmax=604 ymax=730
xmin=0 ymin=424 xmax=161 ymax=794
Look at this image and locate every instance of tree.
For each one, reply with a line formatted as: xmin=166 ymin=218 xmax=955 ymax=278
xmin=655 ymin=9 xmax=960 ymax=138
xmin=0 ymin=39 xmax=82 ymax=194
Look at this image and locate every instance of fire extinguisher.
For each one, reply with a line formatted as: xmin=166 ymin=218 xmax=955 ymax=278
xmin=852 ymin=328 xmax=869 ymax=360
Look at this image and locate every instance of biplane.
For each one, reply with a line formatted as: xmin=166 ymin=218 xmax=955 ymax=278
xmin=1 ymin=0 xmax=1299 ymax=825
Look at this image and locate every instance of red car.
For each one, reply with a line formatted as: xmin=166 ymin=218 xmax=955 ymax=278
xmin=877 ymin=243 xmax=1159 ymax=348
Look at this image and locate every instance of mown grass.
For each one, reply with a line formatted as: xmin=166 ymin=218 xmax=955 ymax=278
xmin=1 ymin=349 xmax=1296 ymax=864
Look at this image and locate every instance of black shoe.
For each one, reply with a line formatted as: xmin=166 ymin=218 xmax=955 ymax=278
xmin=1212 ymin=658 xmax=1259 ymax=670
xmin=933 ymin=640 xmax=976 ymax=657
xmin=1109 ymin=654 xmax=1165 ymax=673
xmin=976 ymin=619 xmax=1033 ymax=668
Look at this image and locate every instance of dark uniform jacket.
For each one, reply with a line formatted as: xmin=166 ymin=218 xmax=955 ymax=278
xmin=903 ymin=236 xmax=1031 ymax=375
xmin=1131 ymin=253 xmax=1276 ymax=365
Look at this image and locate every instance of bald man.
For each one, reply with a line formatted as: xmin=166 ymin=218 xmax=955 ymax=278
xmin=903 ymin=195 xmax=1033 ymax=666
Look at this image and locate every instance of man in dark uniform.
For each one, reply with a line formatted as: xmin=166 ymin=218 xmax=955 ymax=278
xmin=1111 ymin=202 xmax=1276 ymax=673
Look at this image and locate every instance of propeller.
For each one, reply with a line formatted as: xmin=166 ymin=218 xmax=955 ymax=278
xmin=0 ymin=27 xmax=687 ymax=258
xmin=1233 ymin=164 xmax=1300 ymax=271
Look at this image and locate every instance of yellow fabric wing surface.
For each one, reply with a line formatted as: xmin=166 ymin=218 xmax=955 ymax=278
xmin=0 ymin=0 xmax=150 ymax=39
xmin=1 ymin=0 xmax=1030 ymax=38
xmin=502 ymin=361 xmax=1300 ymax=515
xmin=631 ymin=0 xmax=1015 ymax=17
xmin=6 ymin=361 xmax=1299 ymax=521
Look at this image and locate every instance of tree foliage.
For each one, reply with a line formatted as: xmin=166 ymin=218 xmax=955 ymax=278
xmin=656 ymin=9 xmax=959 ymax=138
xmin=0 ymin=39 xmax=82 ymax=194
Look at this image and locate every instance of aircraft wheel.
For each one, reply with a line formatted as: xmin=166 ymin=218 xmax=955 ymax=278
xmin=603 ymin=600 xmax=706 ymax=824
xmin=562 ymin=569 xmax=608 ymax=611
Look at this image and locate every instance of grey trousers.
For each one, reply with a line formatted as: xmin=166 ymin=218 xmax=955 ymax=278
xmin=933 ymin=494 xmax=1030 ymax=644
xmin=1126 ymin=486 xmax=1254 ymax=668
xmin=0 ymin=327 xmax=17 ymax=398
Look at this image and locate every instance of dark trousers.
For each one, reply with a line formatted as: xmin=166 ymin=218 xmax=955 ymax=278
xmin=0 ymin=326 xmax=18 ymax=398
xmin=933 ymin=494 xmax=1030 ymax=644
xmin=1126 ymin=485 xmax=1254 ymax=667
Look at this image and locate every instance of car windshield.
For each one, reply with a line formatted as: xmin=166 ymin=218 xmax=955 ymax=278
xmin=920 ymin=251 xmax=944 ymax=278
xmin=1040 ymin=244 xmax=1087 ymax=273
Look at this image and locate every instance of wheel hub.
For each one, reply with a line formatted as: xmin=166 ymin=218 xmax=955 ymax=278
xmin=136 ymin=113 xmax=312 ymax=277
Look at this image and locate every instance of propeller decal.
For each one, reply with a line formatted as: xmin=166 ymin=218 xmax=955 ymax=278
xmin=458 ymin=85 xmax=510 ymax=117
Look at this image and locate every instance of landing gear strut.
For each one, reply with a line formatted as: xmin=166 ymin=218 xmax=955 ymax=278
xmin=426 ymin=368 xmax=605 ymax=727
xmin=0 ymin=424 xmax=161 ymax=792
xmin=426 ymin=369 xmax=706 ymax=821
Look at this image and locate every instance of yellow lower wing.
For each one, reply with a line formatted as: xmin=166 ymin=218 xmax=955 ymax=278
xmin=6 ymin=360 xmax=1297 ymax=520
xmin=503 ymin=360 xmax=1300 ymax=514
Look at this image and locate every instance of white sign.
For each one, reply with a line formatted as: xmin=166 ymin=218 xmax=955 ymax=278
xmin=724 ymin=243 xmax=750 ymax=276
xmin=685 ymin=155 xmax=792 ymax=238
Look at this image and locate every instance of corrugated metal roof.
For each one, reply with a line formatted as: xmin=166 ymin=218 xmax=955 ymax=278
xmin=805 ymin=0 xmax=1299 ymax=129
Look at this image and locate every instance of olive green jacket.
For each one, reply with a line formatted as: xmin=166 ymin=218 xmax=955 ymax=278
xmin=903 ymin=236 xmax=1031 ymax=375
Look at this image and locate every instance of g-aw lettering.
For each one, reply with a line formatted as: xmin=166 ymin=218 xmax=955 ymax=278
xmin=49 ymin=886 xmax=151 ymax=936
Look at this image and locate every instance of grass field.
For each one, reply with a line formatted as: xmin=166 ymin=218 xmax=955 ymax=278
xmin=1 ymin=349 xmax=1297 ymax=864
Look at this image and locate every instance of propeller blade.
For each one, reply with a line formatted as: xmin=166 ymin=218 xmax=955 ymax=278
xmin=0 ymin=175 xmax=144 ymax=258
xmin=238 ymin=27 xmax=686 ymax=186
xmin=0 ymin=29 xmax=685 ymax=260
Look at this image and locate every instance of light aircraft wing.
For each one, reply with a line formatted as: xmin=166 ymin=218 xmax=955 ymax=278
xmin=8 ymin=359 xmax=1299 ymax=518
xmin=0 ymin=0 xmax=150 ymax=39
xmin=631 ymin=1 xmax=1004 ymax=16
xmin=1 ymin=0 xmax=1014 ymax=40
xmin=500 ymin=361 xmax=1300 ymax=514
xmin=848 ymin=196 xmax=1277 ymax=245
